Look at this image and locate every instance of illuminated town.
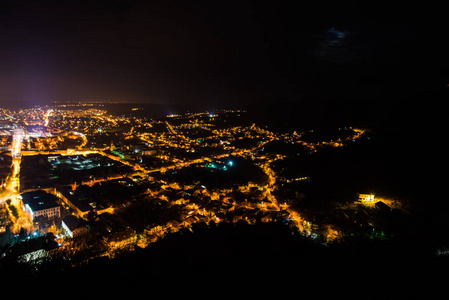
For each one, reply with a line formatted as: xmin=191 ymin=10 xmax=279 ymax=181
xmin=0 ymin=0 xmax=443 ymax=292
xmin=0 ymin=102 xmax=409 ymax=268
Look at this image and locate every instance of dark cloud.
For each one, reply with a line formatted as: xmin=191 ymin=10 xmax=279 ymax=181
xmin=0 ymin=0 xmax=445 ymax=107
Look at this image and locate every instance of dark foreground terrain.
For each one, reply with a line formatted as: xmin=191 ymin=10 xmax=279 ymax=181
xmin=2 ymin=222 xmax=446 ymax=295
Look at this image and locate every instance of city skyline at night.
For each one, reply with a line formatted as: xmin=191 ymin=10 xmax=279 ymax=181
xmin=0 ymin=0 xmax=443 ymax=292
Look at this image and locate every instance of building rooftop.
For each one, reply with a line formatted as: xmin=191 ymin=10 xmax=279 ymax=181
xmin=62 ymin=215 xmax=83 ymax=232
xmin=20 ymin=190 xmax=60 ymax=212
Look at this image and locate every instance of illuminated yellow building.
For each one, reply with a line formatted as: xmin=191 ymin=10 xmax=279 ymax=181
xmin=358 ymin=193 xmax=375 ymax=202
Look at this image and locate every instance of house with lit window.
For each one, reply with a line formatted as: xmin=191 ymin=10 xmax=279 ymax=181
xmin=54 ymin=186 xmax=92 ymax=220
xmin=358 ymin=193 xmax=375 ymax=202
xmin=61 ymin=215 xmax=87 ymax=238
xmin=20 ymin=190 xmax=61 ymax=221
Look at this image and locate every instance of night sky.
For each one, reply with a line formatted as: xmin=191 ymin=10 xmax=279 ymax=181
xmin=0 ymin=0 xmax=445 ymax=108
